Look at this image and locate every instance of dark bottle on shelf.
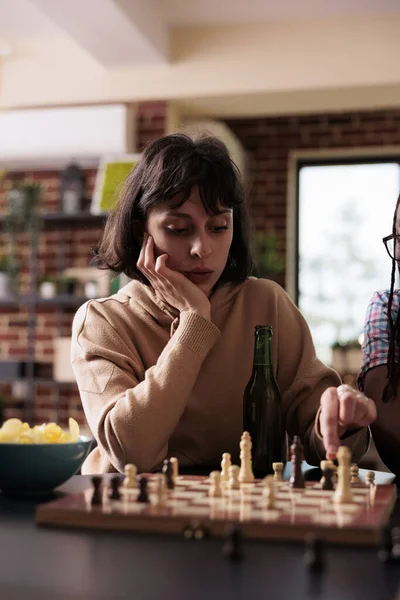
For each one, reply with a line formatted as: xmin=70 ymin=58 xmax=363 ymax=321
xmin=243 ymin=325 xmax=286 ymax=478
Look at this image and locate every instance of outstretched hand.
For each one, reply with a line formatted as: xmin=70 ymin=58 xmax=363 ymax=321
xmin=137 ymin=234 xmax=211 ymax=320
xmin=319 ymin=384 xmax=377 ymax=459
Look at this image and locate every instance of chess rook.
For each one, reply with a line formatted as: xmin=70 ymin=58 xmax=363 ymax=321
xmin=272 ymin=462 xmax=284 ymax=483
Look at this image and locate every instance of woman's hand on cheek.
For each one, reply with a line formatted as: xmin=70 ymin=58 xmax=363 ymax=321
xmin=137 ymin=234 xmax=211 ymax=320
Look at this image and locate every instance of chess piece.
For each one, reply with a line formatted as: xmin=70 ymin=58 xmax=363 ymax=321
xmin=108 ymin=475 xmax=122 ymax=501
xmin=304 ymin=534 xmax=325 ymax=573
xmin=378 ymin=525 xmax=393 ymax=563
xmin=350 ymin=463 xmax=361 ymax=484
xmin=221 ymin=453 xmax=231 ymax=483
xmin=238 ymin=432 xmax=255 ymax=483
xmin=228 ymin=465 xmax=240 ymax=490
xmin=209 ymin=471 xmax=223 ymax=498
xmin=123 ymin=463 xmax=137 ymax=489
xmin=272 ymin=462 xmax=284 ymax=483
xmin=321 ymin=467 xmax=334 ymax=491
xmin=170 ymin=457 xmax=179 ymax=483
xmin=319 ymin=461 xmax=329 ymax=486
xmin=333 ymin=446 xmax=353 ymax=504
xmin=289 ymin=436 xmax=305 ymax=489
xmin=262 ymin=475 xmax=276 ymax=509
xmin=365 ymin=471 xmax=375 ymax=486
xmin=137 ymin=475 xmax=150 ymax=503
xmin=91 ymin=475 xmax=103 ymax=506
xmin=391 ymin=527 xmax=400 ymax=560
xmin=155 ymin=473 xmax=167 ymax=507
xmin=223 ymin=525 xmax=242 ymax=560
xmin=331 ymin=464 xmax=338 ymax=485
xmin=162 ymin=458 xmax=175 ymax=490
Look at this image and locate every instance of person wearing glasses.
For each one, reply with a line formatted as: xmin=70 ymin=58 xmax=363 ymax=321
xmin=358 ymin=194 xmax=400 ymax=475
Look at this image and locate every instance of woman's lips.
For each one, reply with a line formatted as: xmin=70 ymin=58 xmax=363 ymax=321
xmin=184 ymin=271 xmax=213 ymax=283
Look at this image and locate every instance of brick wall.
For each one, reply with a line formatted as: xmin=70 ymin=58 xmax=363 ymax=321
xmin=0 ymin=101 xmax=167 ymax=429
xmin=225 ymin=109 xmax=400 ymax=288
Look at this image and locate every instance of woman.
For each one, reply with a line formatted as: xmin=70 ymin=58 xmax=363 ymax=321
xmin=72 ymin=133 xmax=375 ymax=474
xmin=358 ymin=193 xmax=400 ymax=475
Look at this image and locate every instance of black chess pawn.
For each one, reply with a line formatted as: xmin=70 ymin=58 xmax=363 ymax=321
xmin=391 ymin=527 xmax=400 ymax=561
xmin=108 ymin=475 xmax=122 ymax=501
xmin=378 ymin=525 xmax=393 ymax=564
xmin=137 ymin=475 xmax=150 ymax=503
xmin=223 ymin=525 xmax=243 ymax=561
xmin=289 ymin=435 xmax=305 ymax=489
xmin=304 ymin=533 xmax=325 ymax=574
xmin=321 ymin=467 xmax=334 ymax=491
xmin=91 ymin=475 xmax=103 ymax=506
xmin=162 ymin=458 xmax=175 ymax=490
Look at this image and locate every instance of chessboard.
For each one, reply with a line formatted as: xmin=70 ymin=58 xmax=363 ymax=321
xmin=36 ymin=475 xmax=397 ymax=547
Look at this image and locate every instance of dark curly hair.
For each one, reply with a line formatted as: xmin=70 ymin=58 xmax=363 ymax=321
xmin=96 ymin=133 xmax=254 ymax=285
xmin=383 ymin=192 xmax=400 ymax=402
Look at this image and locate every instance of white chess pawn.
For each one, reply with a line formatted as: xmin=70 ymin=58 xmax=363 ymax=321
xmin=238 ymin=432 xmax=255 ymax=483
xmin=365 ymin=471 xmax=375 ymax=486
xmin=221 ymin=453 xmax=231 ymax=483
xmin=333 ymin=446 xmax=353 ymax=504
xmin=170 ymin=457 xmax=179 ymax=483
xmin=350 ymin=463 xmax=361 ymax=484
xmin=122 ymin=463 xmax=137 ymax=488
xmin=209 ymin=471 xmax=223 ymax=498
xmin=228 ymin=465 xmax=240 ymax=490
xmin=155 ymin=473 xmax=167 ymax=507
xmin=263 ymin=475 xmax=276 ymax=509
xmin=272 ymin=462 xmax=284 ymax=483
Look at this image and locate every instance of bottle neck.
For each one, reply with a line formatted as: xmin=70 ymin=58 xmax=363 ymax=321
xmin=253 ymin=332 xmax=273 ymax=367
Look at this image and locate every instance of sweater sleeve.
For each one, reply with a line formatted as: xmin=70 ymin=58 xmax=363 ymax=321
xmin=271 ymin=284 xmax=369 ymax=466
xmin=71 ymin=301 xmax=221 ymax=473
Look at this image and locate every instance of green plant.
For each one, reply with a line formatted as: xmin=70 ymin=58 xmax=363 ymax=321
xmin=4 ymin=179 xmax=42 ymax=295
xmin=331 ymin=340 xmax=361 ymax=351
xmin=253 ymin=230 xmax=285 ymax=278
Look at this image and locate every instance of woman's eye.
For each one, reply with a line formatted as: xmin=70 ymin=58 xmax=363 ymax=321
xmin=167 ymin=228 xmax=189 ymax=235
xmin=211 ymin=226 xmax=228 ymax=233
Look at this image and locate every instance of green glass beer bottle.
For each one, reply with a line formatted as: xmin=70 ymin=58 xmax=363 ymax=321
xmin=243 ymin=325 xmax=286 ymax=477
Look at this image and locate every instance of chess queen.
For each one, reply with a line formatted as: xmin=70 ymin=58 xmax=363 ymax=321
xmin=71 ymin=133 xmax=376 ymax=475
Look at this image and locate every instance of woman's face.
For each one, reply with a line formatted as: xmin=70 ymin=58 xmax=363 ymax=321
xmin=145 ymin=187 xmax=233 ymax=296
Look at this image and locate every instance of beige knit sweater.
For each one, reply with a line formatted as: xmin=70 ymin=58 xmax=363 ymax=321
xmin=71 ymin=277 xmax=369 ymax=474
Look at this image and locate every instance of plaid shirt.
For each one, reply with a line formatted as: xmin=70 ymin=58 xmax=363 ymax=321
xmin=357 ymin=289 xmax=400 ymax=391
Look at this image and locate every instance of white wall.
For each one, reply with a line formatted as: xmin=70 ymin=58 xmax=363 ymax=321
xmin=0 ymin=14 xmax=399 ymax=116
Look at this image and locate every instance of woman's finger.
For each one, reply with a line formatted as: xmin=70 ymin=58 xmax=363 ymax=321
xmin=338 ymin=392 xmax=356 ymax=428
xmin=319 ymin=387 xmax=340 ymax=459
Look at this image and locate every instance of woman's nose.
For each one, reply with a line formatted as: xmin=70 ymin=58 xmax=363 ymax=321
xmin=190 ymin=235 xmax=212 ymax=258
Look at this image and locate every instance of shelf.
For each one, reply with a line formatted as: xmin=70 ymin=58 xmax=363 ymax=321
xmin=0 ymin=212 xmax=106 ymax=230
xmin=42 ymin=212 xmax=106 ymax=229
xmin=0 ymin=295 xmax=89 ymax=308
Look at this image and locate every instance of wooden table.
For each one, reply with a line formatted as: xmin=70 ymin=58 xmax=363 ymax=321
xmin=0 ymin=464 xmax=399 ymax=600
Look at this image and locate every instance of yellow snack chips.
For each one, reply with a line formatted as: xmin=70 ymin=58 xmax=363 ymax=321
xmin=0 ymin=417 xmax=80 ymax=444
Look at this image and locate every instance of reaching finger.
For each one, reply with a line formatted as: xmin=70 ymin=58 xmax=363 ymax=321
xmin=338 ymin=392 xmax=356 ymax=428
xmin=319 ymin=387 xmax=340 ymax=459
xmin=144 ymin=235 xmax=156 ymax=273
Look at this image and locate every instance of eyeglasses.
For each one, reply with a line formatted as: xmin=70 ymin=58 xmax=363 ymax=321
xmin=382 ymin=234 xmax=400 ymax=259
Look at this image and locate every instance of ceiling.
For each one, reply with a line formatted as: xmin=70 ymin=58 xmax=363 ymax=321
xmin=0 ymin=0 xmax=398 ymax=73
xmin=159 ymin=0 xmax=400 ymax=25
xmin=0 ymin=0 xmax=399 ymax=39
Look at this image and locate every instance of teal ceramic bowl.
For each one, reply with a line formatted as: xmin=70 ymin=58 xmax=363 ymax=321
xmin=0 ymin=436 xmax=91 ymax=497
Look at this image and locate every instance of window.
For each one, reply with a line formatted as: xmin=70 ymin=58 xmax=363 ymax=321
xmin=297 ymin=160 xmax=400 ymax=364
